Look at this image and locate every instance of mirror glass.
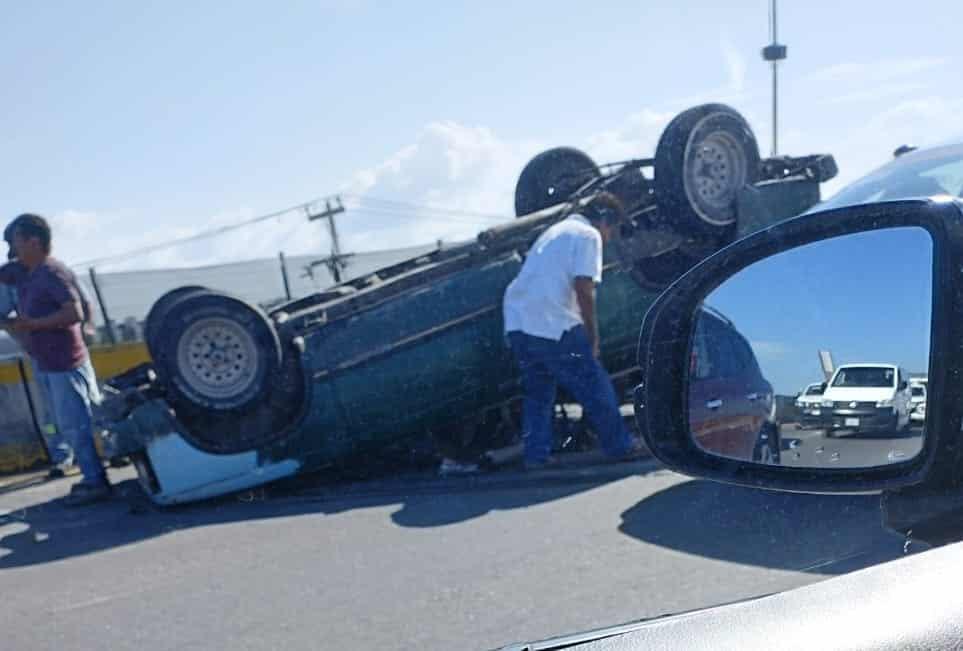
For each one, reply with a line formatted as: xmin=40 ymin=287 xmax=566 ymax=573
xmin=688 ymin=227 xmax=932 ymax=468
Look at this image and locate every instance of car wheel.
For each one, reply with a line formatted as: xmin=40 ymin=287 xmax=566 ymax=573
xmin=751 ymin=422 xmax=781 ymax=465
xmin=514 ymin=147 xmax=600 ymax=216
xmin=655 ymin=104 xmax=761 ymax=237
xmin=171 ymin=340 xmax=306 ymax=454
xmin=152 ymin=290 xmax=282 ymax=412
xmin=144 ymin=286 xmax=210 ymax=358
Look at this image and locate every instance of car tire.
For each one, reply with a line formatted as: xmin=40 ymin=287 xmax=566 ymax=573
xmin=514 ymin=147 xmax=600 ymax=217
xmin=144 ymin=285 xmax=210 ymax=358
xmin=151 ymin=290 xmax=282 ymax=412
xmin=655 ymin=104 xmax=761 ymax=237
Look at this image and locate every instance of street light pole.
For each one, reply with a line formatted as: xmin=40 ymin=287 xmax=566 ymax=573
xmin=762 ymin=0 xmax=787 ymax=157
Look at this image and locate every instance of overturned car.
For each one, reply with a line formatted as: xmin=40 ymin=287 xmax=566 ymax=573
xmin=97 ymin=103 xmax=837 ymax=504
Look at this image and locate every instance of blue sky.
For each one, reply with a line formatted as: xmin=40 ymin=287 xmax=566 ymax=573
xmin=706 ymin=227 xmax=933 ymax=393
xmin=2 ymin=2 xmax=963 ymax=271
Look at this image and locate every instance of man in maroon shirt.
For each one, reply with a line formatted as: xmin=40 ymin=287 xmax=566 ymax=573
xmin=0 ymin=214 xmax=110 ymax=505
xmin=3 ymin=220 xmax=98 ymax=476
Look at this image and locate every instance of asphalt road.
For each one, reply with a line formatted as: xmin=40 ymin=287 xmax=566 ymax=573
xmin=779 ymin=423 xmax=925 ymax=468
xmin=0 ymin=462 xmax=927 ymax=651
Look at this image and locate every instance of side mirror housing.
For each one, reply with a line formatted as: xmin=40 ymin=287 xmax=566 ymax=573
xmin=634 ymin=199 xmax=963 ymax=494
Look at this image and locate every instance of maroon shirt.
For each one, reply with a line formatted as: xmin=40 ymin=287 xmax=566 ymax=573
xmin=0 ymin=258 xmax=87 ymax=372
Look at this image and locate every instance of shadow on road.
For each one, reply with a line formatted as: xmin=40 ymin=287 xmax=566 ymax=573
xmin=0 ymin=460 xmax=658 ymax=569
xmin=619 ymin=479 xmax=926 ymax=576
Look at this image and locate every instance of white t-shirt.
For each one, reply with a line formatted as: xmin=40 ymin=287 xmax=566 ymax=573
xmin=503 ymin=214 xmax=603 ymax=340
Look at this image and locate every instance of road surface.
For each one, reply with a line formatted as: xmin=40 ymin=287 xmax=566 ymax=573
xmin=0 ymin=460 xmax=926 ymax=650
xmin=779 ymin=423 xmax=924 ymax=468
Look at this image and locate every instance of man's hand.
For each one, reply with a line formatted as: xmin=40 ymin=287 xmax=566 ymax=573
xmin=574 ymin=276 xmax=600 ymax=359
xmin=5 ymin=316 xmax=36 ymax=333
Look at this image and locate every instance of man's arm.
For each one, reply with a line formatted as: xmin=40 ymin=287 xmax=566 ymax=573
xmin=11 ymin=300 xmax=83 ymax=332
xmin=574 ymin=276 xmax=600 ymax=358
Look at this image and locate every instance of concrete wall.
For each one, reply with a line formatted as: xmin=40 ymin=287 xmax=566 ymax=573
xmin=0 ymin=342 xmax=151 ymax=475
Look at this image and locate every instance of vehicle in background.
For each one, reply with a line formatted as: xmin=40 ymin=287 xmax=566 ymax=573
xmin=910 ymin=383 xmax=927 ymax=424
xmin=689 ymin=307 xmax=779 ymax=464
xmin=820 ymin=363 xmax=913 ymax=436
xmin=794 ymin=382 xmax=826 ymax=428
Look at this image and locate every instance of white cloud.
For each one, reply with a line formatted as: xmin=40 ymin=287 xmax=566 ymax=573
xmin=821 ymin=82 xmax=929 ymax=106
xmin=584 ymin=108 xmax=675 ymax=163
xmin=721 ymin=37 xmax=747 ymax=95
xmin=804 ymin=56 xmax=949 ymax=85
xmin=340 ymin=121 xmax=544 ymax=251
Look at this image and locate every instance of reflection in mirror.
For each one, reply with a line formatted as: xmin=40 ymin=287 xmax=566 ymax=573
xmin=688 ymin=227 xmax=932 ymax=469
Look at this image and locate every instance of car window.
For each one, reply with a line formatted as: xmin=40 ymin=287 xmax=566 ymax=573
xmin=698 ymin=317 xmax=747 ymax=379
xmin=805 ymin=385 xmax=824 ymax=396
xmin=831 ymin=367 xmax=896 ymax=388
xmin=819 ymin=145 xmax=963 ymax=211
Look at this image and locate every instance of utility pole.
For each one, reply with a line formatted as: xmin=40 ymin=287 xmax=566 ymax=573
xmin=88 ymin=267 xmax=116 ymax=345
xmin=762 ymin=0 xmax=787 ymax=156
xmin=305 ymin=196 xmax=349 ymax=284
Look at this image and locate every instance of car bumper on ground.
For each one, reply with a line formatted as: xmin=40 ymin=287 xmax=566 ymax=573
xmin=99 ymin=399 xmax=301 ymax=505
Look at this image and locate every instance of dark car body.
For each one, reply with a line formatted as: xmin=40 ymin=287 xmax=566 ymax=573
xmin=688 ymin=308 xmax=776 ymax=462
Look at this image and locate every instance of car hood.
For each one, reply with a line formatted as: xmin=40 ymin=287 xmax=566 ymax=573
xmin=822 ymin=387 xmax=896 ymax=402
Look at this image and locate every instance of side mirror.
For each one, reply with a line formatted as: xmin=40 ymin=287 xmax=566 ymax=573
xmin=819 ymin=382 xmax=827 ymax=393
xmin=899 ymin=380 xmax=909 ymax=391
xmin=634 ymin=199 xmax=962 ymax=493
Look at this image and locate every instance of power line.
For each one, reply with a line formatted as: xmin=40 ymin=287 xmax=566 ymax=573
xmin=71 ymin=194 xmax=510 ymax=270
xmin=71 ymin=196 xmax=336 ymax=268
xmin=349 ymin=206 xmax=505 ymax=227
xmin=345 ymin=194 xmax=508 ymax=221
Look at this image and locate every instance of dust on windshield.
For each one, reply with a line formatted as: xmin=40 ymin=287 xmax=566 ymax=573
xmin=820 ymin=144 xmax=963 ymax=211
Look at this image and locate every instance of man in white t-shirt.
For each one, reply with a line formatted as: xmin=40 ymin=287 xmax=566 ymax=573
xmin=503 ymin=192 xmax=638 ymax=469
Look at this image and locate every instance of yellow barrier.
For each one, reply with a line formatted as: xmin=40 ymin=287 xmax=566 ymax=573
xmin=0 ymin=342 xmax=151 ymax=387
xmin=0 ymin=342 xmax=151 ymax=475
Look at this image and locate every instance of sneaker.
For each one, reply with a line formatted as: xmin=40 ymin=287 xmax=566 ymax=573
xmin=63 ymin=480 xmax=112 ymax=506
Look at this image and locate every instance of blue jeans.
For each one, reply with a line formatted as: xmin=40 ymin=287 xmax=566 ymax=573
xmin=508 ymin=326 xmax=634 ymax=465
xmin=37 ymin=358 xmax=105 ymax=484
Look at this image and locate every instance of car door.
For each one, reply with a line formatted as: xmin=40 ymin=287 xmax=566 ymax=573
xmin=688 ymin=315 xmax=735 ymax=455
xmin=689 ymin=315 xmax=748 ymax=457
xmin=715 ymin=324 xmax=767 ymax=458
